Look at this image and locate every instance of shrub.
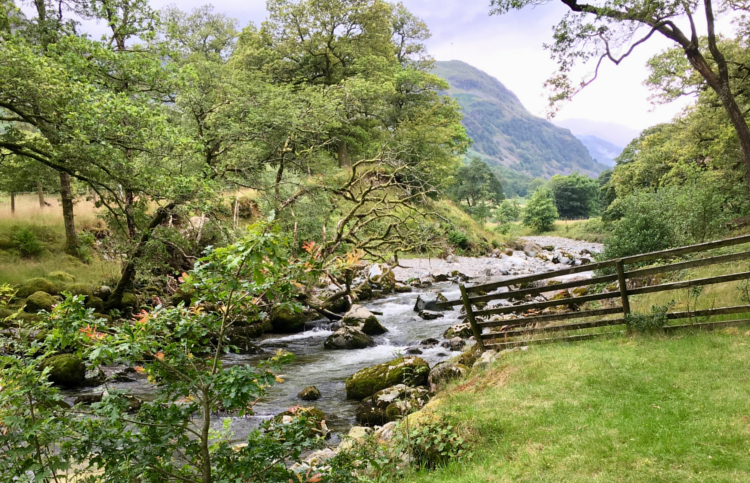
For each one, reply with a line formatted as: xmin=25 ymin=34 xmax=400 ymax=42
xmin=14 ymin=227 xmax=43 ymax=257
xmin=447 ymin=230 xmax=469 ymax=249
xmin=522 ymin=188 xmax=558 ymax=232
xmin=624 ymin=301 xmax=675 ymax=333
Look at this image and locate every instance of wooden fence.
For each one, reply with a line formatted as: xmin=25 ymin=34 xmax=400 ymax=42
xmin=438 ymin=234 xmax=750 ymax=352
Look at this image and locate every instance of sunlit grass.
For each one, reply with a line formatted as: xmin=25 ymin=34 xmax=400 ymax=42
xmin=403 ymin=331 xmax=750 ymax=482
xmin=0 ymin=193 xmax=119 ymax=286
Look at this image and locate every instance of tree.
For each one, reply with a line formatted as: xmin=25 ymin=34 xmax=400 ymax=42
xmin=450 ymin=156 xmax=504 ymax=207
xmin=522 ymin=187 xmax=558 ymax=231
xmin=489 ymin=0 xmax=750 ymax=195
xmin=526 ymin=177 xmax=546 ymax=195
xmin=495 ymin=198 xmax=521 ymax=223
xmin=548 ymin=172 xmax=599 ymax=219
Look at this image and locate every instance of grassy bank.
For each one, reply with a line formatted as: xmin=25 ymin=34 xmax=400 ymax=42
xmin=407 ymin=331 xmax=750 ymax=482
xmin=0 ymin=193 xmax=119 ymax=286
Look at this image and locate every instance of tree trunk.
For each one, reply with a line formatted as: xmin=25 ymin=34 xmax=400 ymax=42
xmin=10 ymin=192 xmax=15 ymax=215
xmin=337 ymin=141 xmax=350 ymax=168
xmin=59 ymin=172 xmax=79 ymax=254
xmin=107 ymin=204 xmax=174 ymax=310
xmin=125 ymin=189 xmax=137 ymax=239
xmin=37 ymin=181 xmax=44 ymax=208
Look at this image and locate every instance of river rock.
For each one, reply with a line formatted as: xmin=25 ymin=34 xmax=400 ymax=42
xmin=428 ymin=361 xmax=469 ymax=393
xmin=269 ymin=306 xmax=306 ymax=333
xmin=24 ymin=291 xmax=55 ymax=313
xmin=40 ymin=354 xmax=86 ymax=386
xmin=431 ymin=272 xmax=450 ymax=282
xmin=443 ymin=323 xmax=473 ymax=339
xmin=413 ymin=295 xmax=442 ymax=313
xmin=324 ymin=326 xmax=375 ymax=350
xmin=420 ymin=338 xmax=440 ymax=347
xmin=356 ymin=384 xmax=430 ymax=425
xmin=372 ymin=421 xmax=398 ymax=442
xmin=472 ymin=350 xmax=498 ymax=370
xmin=418 ymin=310 xmax=443 ymax=320
xmin=523 ymin=241 xmax=542 ymax=257
xmin=342 ymin=304 xmax=387 ymax=335
xmin=345 ymin=356 xmax=430 ymax=400
xmin=298 ymin=386 xmax=321 ymax=401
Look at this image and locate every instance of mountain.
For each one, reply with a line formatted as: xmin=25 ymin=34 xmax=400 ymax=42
xmin=552 ymin=118 xmax=640 ymax=148
xmin=575 ymin=135 xmax=623 ymax=167
xmin=433 ymin=60 xmax=609 ymax=179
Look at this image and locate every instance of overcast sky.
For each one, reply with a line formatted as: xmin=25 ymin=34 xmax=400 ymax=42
xmin=80 ymin=0 xmax=738 ymax=139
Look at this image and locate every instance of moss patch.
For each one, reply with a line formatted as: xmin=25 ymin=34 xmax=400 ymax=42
xmin=345 ymin=356 xmax=430 ymax=400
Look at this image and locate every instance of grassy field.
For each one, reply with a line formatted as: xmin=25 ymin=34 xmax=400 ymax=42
xmin=406 ymin=331 xmax=750 ymax=482
xmin=0 ymin=193 xmax=120 ymax=286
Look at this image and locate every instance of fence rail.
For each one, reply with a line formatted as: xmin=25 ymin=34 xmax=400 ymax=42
xmin=445 ymin=234 xmax=750 ymax=352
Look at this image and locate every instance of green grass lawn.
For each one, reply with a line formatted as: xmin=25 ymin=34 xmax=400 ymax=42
xmin=406 ymin=331 xmax=750 ymax=482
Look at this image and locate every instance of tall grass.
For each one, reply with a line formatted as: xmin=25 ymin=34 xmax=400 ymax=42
xmin=0 ymin=193 xmax=119 ymax=286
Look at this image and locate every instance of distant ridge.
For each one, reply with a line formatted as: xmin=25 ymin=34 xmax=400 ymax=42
xmin=576 ymin=135 xmax=623 ymax=167
xmin=433 ymin=60 xmax=608 ymax=179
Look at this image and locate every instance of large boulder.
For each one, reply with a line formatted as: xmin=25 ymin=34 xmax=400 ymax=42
xmin=356 ymin=384 xmax=430 ymax=425
xmin=428 ymin=361 xmax=468 ymax=393
xmin=40 ymin=354 xmax=86 ymax=386
xmin=269 ymin=306 xmax=306 ymax=333
xmin=345 ymin=356 xmax=430 ymax=400
xmin=413 ymin=295 xmax=443 ymax=313
xmin=24 ymin=291 xmax=55 ymax=313
xmin=323 ymin=326 xmax=375 ymax=350
xmin=341 ymin=305 xmax=387 ymax=335
xmin=523 ymin=241 xmax=543 ymax=257
xmin=15 ymin=278 xmax=60 ymax=298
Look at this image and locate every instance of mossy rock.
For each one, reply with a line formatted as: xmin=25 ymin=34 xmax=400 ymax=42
xmin=345 ymin=356 xmax=430 ymax=400
xmin=571 ymin=287 xmax=589 ymax=297
xmin=443 ymin=324 xmax=473 ymax=339
xmin=85 ymin=296 xmax=104 ymax=312
xmin=64 ymin=283 xmax=95 ymax=298
xmin=550 ymin=290 xmax=571 ymax=301
xmin=93 ymin=313 xmax=113 ymax=323
xmin=15 ymin=278 xmax=60 ymax=298
xmin=269 ymin=306 xmax=306 ymax=333
xmin=323 ymin=326 xmax=375 ymax=350
xmin=355 ymin=282 xmax=373 ymax=301
xmin=47 ymin=271 xmax=76 ymax=284
xmin=298 ymin=386 xmax=321 ymax=401
xmin=330 ymin=296 xmax=352 ymax=314
xmin=272 ymin=407 xmax=327 ymax=437
xmin=172 ymin=287 xmax=195 ymax=307
xmin=456 ymin=344 xmax=482 ymax=367
xmin=121 ymin=293 xmax=139 ymax=310
xmin=40 ymin=354 xmax=86 ymax=387
xmin=24 ymin=291 xmax=55 ymax=313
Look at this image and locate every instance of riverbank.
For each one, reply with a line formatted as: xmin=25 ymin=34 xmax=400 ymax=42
xmin=399 ymin=331 xmax=750 ymax=482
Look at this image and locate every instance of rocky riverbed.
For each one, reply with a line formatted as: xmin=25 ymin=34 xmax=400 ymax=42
xmin=60 ymin=236 xmax=603 ymax=445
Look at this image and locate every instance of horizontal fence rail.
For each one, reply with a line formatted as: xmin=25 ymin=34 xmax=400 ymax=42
xmin=450 ymin=234 xmax=750 ymax=352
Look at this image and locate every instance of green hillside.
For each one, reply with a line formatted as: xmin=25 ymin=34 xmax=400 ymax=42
xmin=433 ymin=60 xmax=609 ymax=179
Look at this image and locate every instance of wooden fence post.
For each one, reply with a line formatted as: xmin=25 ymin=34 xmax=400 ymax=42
xmin=615 ymin=259 xmax=630 ymax=315
xmin=460 ymin=283 xmax=485 ymax=352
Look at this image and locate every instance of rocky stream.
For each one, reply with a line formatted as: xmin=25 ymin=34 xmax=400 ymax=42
xmin=60 ymin=236 xmax=602 ymax=445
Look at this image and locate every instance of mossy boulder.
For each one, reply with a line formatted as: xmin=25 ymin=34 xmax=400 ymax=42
xmin=356 ymin=384 xmax=430 ymax=425
xmin=428 ymin=361 xmax=468 ymax=393
xmin=120 ymin=292 xmax=139 ymax=310
xmin=47 ymin=271 xmax=76 ymax=284
xmin=85 ymin=296 xmax=104 ymax=312
xmin=40 ymin=354 xmax=86 ymax=386
xmin=443 ymin=324 xmax=473 ymax=339
xmin=354 ymin=282 xmax=373 ymax=301
xmin=15 ymin=278 xmax=60 ymax=298
xmin=345 ymin=356 xmax=430 ymax=400
xmin=323 ymin=326 xmax=375 ymax=350
xmin=24 ymin=291 xmax=55 ymax=313
xmin=269 ymin=306 xmax=306 ymax=333
xmin=330 ymin=296 xmax=352 ymax=314
xmin=298 ymin=386 xmax=321 ymax=401
xmin=65 ymin=283 xmax=94 ymax=298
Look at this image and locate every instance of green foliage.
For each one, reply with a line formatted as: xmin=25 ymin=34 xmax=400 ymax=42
xmin=522 ymin=188 xmax=558 ymax=232
xmin=0 ymin=222 xmax=330 ymax=482
xmin=624 ymin=301 xmax=675 ymax=334
xmin=14 ymin=227 xmax=44 ymax=258
xmin=447 ymin=230 xmax=469 ymax=249
xmin=396 ymin=421 xmax=472 ymax=469
xmin=450 ymin=156 xmax=504 ymax=207
xmin=547 ymin=172 xmax=599 ymax=219
xmin=601 ymin=177 xmax=732 ymax=261
xmin=495 ymin=199 xmax=521 ymax=223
